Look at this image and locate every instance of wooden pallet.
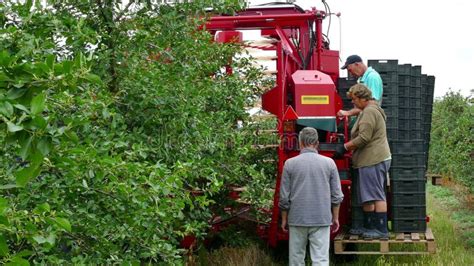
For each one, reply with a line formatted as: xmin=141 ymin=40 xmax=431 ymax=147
xmin=334 ymin=228 xmax=436 ymax=255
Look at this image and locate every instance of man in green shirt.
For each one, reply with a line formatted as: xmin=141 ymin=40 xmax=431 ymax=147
xmin=338 ymin=55 xmax=383 ymax=117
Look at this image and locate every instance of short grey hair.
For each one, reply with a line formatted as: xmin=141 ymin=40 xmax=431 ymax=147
xmin=299 ymin=127 xmax=319 ymax=147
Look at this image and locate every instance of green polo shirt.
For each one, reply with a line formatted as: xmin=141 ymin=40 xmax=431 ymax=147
xmin=359 ymin=67 xmax=383 ymax=102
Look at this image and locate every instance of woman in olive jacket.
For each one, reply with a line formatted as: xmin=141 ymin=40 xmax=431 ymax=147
xmin=335 ymin=83 xmax=391 ymax=239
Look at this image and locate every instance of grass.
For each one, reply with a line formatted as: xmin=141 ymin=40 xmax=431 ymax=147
xmin=195 ymin=182 xmax=474 ymax=266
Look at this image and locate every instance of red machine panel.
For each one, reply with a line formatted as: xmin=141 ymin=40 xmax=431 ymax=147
xmin=292 ymin=70 xmax=337 ymax=117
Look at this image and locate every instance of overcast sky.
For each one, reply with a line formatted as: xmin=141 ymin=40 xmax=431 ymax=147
xmin=248 ymin=0 xmax=473 ymax=98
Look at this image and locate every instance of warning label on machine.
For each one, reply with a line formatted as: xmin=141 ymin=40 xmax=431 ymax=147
xmin=301 ymin=95 xmax=329 ymax=104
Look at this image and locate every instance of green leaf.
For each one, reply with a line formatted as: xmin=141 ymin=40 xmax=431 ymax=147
xmin=84 ymin=73 xmax=102 ymax=85
xmin=0 ymin=184 xmax=18 ymax=190
xmin=30 ymin=92 xmax=46 ymax=115
xmin=15 ymin=164 xmax=41 ymax=187
xmin=35 ymin=203 xmax=50 ymax=213
xmin=0 ymin=234 xmax=10 ymax=257
xmin=6 ymin=122 xmax=23 ymax=132
xmin=19 ymin=135 xmax=33 ymax=160
xmin=65 ymin=130 xmax=79 ymax=143
xmin=32 ymin=116 xmax=47 ymax=129
xmin=5 ymin=257 xmax=29 ymax=266
xmin=13 ymin=104 xmax=29 ymax=113
xmin=37 ymin=138 xmax=51 ymax=156
xmin=32 ymin=235 xmax=46 ymax=244
xmin=0 ymin=50 xmax=12 ymax=67
xmin=54 ymin=217 xmax=71 ymax=232
xmin=45 ymin=233 xmax=56 ymax=246
xmin=62 ymin=60 xmax=73 ymax=74
xmin=14 ymin=250 xmax=33 ymax=258
xmin=0 ymin=72 xmax=12 ymax=82
xmin=0 ymin=101 xmax=14 ymax=117
xmin=46 ymin=54 xmax=55 ymax=70
xmin=6 ymin=87 xmax=27 ymax=100
xmin=0 ymin=198 xmax=8 ymax=214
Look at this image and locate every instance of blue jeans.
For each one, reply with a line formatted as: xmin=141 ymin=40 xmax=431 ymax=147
xmin=289 ymin=225 xmax=330 ymax=266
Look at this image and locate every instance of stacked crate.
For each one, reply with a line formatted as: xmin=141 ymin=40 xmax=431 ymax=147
xmin=368 ymin=60 xmax=435 ymax=232
xmin=337 ymin=61 xmax=435 ymax=232
xmin=337 ymin=78 xmax=357 ymax=110
xmin=421 ymin=75 xmax=435 ymax=167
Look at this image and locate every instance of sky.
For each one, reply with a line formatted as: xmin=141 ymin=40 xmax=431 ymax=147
xmin=248 ymin=0 xmax=474 ymax=98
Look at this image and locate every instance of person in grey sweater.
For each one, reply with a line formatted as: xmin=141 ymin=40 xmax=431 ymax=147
xmin=279 ymin=127 xmax=344 ymax=266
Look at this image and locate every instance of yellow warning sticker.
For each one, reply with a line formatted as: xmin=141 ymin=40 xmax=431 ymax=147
xmin=301 ymin=95 xmax=329 ymax=104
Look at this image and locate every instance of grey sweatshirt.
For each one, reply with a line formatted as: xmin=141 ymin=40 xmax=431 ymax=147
xmin=279 ymin=148 xmax=344 ymax=226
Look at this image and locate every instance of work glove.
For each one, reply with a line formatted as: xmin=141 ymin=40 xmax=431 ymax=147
xmin=333 ymin=143 xmax=347 ymax=159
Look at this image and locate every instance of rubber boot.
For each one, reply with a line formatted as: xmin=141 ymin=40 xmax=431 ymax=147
xmin=349 ymin=211 xmax=373 ymax=235
xmin=362 ymin=212 xmax=389 ymax=239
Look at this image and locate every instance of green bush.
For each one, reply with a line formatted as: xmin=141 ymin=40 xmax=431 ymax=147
xmin=429 ymin=91 xmax=474 ymax=192
xmin=1 ymin=1 xmax=265 ymax=264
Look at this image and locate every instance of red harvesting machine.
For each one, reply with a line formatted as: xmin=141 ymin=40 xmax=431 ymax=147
xmin=205 ymin=3 xmax=352 ymax=247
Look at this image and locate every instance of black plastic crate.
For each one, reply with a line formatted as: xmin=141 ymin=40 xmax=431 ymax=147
xmin=390 ymin=179 xmax=426 ymax=193
xmin=387 ymin=127 xmax=398 ymax=140
xmin=398 ymin=85 xmax=422 ymax=98
xmin=384 ymin=106 xmax=398 ymax=118
xmin=392 ymin=153 xmax=426 ymax=167
xmin=422 ymin=94 xmax=434 ymax=105
xmin=390 ymin=140 xmax=425 ymax=153
xmin=338 ymin=78 xmax=358 ymax=87
xmin=383 ymin=83 xmax=399 ymax=95
xmin=392 ymin=218 xmax=426 ymax=233
xmin=391 ymin=206 xmax=426 ymax=219
xmin=427 ymin=75 xmax=435 ymax=86
xmin=399 ymin=107 xmax=421 ymax=120
xmin=398 ymin=130 xmax=423 ymax=140
xmin=410 ymin=65 xmax=422 ymax=76
xmin=397 ymin=64 xmax=411 ymax=75
xmin=380 ymin=71 xmax=399 ymax=83
xmin=422 ymin=114 xmax=432 ymax=124
xmin=390 ymin=166 xmax=426 ymax=180
xmin=399 ymin=97 xmax=422 ymax=108
xmin=391 ymin=192 xmax=426 ymax=205
xmin=410 ymin=76 xmax=422 ymax=87
xmin=398 ymin=75 xmax=411 ymax=87
xmin=423 ymin=104 xmax=433 ymax=113
xmin=386 ymin=117 xmax=399 ymax=128
xmin=368 ymin=59 xmax=399 ymax=72
xmin=399 ymin=119 xmax=422 ymax=131
xmin=381 ymin=93 xmax=399 ymax=107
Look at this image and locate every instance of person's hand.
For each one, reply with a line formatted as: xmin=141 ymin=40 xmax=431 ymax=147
xmin=332 ymin=143 xmax=346 ymax=159
xmin=331 ymin=218 xmax=340 ymax=233
xmin=337 ymin=110 xmax=349 ymax=117
xmin=281 ymin=219 xmax=288 ymax=232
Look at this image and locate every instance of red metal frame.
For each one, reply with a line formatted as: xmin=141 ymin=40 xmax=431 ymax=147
xmin=207 ymin=5 xmax=351 ymax=247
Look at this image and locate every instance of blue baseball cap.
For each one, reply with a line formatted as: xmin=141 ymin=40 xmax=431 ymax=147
xmin=341 ymin=55 xmax=363 ymax=69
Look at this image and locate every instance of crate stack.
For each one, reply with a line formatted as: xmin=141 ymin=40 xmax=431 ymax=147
xmin=337 ymin=78 xmax=357 ymax=110
xmin=421 ymin=75 xmax=435 ymax=167
xmin=368 ymin=60 xmax=435 ymax=232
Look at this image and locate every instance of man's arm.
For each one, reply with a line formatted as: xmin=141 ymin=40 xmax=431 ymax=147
xmin=337 ymin=107 xmax=362 ymax=117
xmin=331 ymin=204 xmax=341 ymax=232
xmin=281 ymin=210 xmax=288 ymax=232
xmin=329 ymin=161 xmax=344 ymax=232
xmin=279 ymin=162 xmax=291 ymax=231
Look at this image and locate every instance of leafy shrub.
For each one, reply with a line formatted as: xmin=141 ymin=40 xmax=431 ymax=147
xmin=429 ymin=91 xmax=474 ymax=192
xmin=1 ymin=1 xmax=265 ymax=264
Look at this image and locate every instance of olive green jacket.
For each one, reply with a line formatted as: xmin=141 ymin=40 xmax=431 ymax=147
xmin=351 ymin=104 xmax=391 ymax=168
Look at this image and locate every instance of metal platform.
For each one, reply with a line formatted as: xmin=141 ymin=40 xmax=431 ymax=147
xmin=334 ymin=228 xmax=436 ymax=255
